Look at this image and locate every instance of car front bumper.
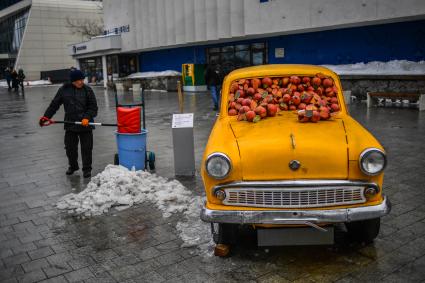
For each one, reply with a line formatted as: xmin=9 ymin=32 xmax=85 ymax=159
xmin=200 ymin=195 xmax=391 ymax=225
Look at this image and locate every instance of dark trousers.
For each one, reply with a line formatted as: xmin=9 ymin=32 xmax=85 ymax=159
xmin=64 ymin=130 xmax=93 ymax=172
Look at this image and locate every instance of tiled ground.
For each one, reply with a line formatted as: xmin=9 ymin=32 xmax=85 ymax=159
xmin=0 ymin=85 xmax=424 ymax=283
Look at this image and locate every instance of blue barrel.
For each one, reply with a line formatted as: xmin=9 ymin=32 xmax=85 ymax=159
xmin=115 ymin=130 xmax=148 ymax=170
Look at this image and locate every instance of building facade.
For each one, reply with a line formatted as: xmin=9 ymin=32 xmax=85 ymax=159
xmin=0 ymin=0 xmax=102 ymax=80
xmin=70 ymin=0 xmax=425 ymax=86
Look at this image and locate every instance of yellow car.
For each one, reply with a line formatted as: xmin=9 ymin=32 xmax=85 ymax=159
xmin=200 ymin=64 xmax=390 ymax=247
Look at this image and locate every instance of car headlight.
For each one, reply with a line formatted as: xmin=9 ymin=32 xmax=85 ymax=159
xmin=205 ymin=153 xmax=231 ymax=179
xmin=359 ymin=148 xmax=387 ymax=176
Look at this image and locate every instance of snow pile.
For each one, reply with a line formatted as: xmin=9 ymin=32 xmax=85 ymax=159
xmin=126 ymin=70 xmax=181 ymax=79
xmin=26 ymin=80 xmax=52 ymax=86
xmin=323 ymin=60 xmax=425 ymax=75
xmin=0 ymin=79 xmax=52 ymax=88
xmin=56 ymin=165 xmax=212 ymax=251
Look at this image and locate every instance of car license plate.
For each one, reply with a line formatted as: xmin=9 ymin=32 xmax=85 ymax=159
xmin=257 ymin=226 xmax=334 ymax=246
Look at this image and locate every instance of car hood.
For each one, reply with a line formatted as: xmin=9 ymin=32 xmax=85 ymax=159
xmin=229 ymin=113 xmax=348 ymax=180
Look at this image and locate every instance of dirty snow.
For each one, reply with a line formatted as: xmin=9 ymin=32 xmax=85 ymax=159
xmin=323 ymin=60 xmax=425 ymax=75
xmin=0 ymin=79 xmax=52 ymax=88
xmin=126 ymin=70 xmax=181 ymax=79
xmin=56 ymin=165 xmax=212 ymax=253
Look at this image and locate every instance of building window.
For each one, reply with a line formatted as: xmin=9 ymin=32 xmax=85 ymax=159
xmin=79 ymin=57 xmax=103 ymax=82
xmin=206 ymin=42 xmax=267 ymax=74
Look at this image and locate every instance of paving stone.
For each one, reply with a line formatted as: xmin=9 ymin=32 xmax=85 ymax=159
xmin=22 ymin=258 xmax=50 ymax=272
xmin=83 ymin=272 xmax=117 ymax=283
xmin=0 ymin=248 xmax=14 ymax=259
xmin=17 ymin=269 xmax=46 ymax=283
xmin=136 ymin=247 xmax=161 ymax=261
xmin=3 ymin=253 xmax=31 ymax=267
xmin=28 ymin=246 xmax=55 ymax=260
xmin=131 ymin=271 xmax=166 ymax=283
xmin=11 ymin=242 xmax=37 ymax=254
xmin=0 ymin=265 xmax=25 ymax=281
xmin=12 ymin=221 xmax=36 ymax=232
xmin=64 ymin=267 xmax=95 ymax=282
xmin=18 ymin=232 xmax=44 ymax=244
xmin=46 ymin=252 xmax=73 ymax=266
xmin=43 ymin=264 xmax=73 ymax=278
xmin=111 ymin=254 xmax=141 ymax=267
xmin=50 ymin=241 xmax=78 ymax=253
xmin=39 ymin=275 xmax=68 ymax=283
xmin=89 ymin=249 xmax=119 ymax=263
xmin=155 ymin=252 xmax=183 ymax=267
xmin=67 ymin=255 xmax=96 ymax=270
xmin=0 ymin=218 xmax=20 ymax=227
xmin=109 ymin=265 xmax=141 ymax=281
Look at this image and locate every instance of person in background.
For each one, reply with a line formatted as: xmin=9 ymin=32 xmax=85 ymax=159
xmin=17 ymin=68 xmax=25 ymax=92
xmin=39 ymin=69 xmax=98 ymax=178
xmin=11 ymin=69 xmax=19 ymax=91
xmin=204 ymin=64 xmax=224 ymax=111
xmin=4 ymin=67 xmax=12 ymax=90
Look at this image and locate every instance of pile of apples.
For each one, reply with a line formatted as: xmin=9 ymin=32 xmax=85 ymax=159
xmin=227 ymin=74 xmax=340 ymax=123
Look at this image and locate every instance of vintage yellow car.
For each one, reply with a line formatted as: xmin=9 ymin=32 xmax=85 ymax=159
xmin=200 ymin=64 xmax=391 ymax=247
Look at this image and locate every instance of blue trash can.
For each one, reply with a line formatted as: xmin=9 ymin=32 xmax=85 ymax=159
xmin=115 ymin=130 xmax=148 ymax=170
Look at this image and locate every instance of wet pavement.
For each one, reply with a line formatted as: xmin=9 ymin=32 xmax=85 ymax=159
xmin=1 ymin=85 xmax=425 ymax=283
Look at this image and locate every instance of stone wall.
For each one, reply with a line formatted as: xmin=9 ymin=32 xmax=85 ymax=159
xmin=116 ymin=76 xmax=180 ymax=91
xmin=340 ymin=75 xmax=425 ymax=99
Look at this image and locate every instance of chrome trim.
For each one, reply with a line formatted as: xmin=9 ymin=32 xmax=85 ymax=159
xmin=200 ymin=196 xmax=391 ymax=224
xmin=205 ymin=152 xmax=232 ymax=180
xmin=222 ymin=186 xmax=366 ymax=208
xmin=359 ymin=148 xmax=387 ymax=176
xmin=212 ymin=180 xmax=380 ymax=193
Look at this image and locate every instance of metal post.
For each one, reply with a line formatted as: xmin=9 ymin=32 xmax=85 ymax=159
xmin=177 ymin=80 xmax=184 ymax=113
xmin=102 ymin=55 xmax=107 ymax=88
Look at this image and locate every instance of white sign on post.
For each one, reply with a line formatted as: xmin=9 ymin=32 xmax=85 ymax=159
xmin=172 ymin=113 xmax=194 ymax=128
xmin=172 ymin=113 xmax=195 ymax=176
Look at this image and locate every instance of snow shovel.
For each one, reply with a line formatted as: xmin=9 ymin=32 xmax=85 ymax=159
xmin=40 ymin=119 xmax=118 ymax=127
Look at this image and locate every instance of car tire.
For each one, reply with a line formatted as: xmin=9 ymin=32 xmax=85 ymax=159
xmin=114 ymin=153 xmax=119 ymax=165
xmin=211 ymin=223 xmax=238 ymax=245
xmin=346 ymin=218 xmax=381 ymax=244
xmin=148 ymin=151 xmax=155 ymax=170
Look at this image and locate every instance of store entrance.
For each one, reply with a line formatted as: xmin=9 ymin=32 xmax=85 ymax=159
xmin=206 ymin=42 xmax=268 ymax=75
xmin=79 ymin=57 xmax=103 ymax=83
xmin=106 ymin=54 xmax=137 ymax=82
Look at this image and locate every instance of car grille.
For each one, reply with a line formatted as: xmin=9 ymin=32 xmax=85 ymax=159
xmin=223 ymin=186 xmax=366 ymax=208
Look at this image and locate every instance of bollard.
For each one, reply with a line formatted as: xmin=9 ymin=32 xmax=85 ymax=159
xmin=132 ymin=83 xmax=141 ymax=102
xmin=177 ymin=80 xmax=184 ymax=113
xmin=343 ymin=90 xmax=351 ymax=105
xmin=172 ymin=113 xmax=195 ymax=176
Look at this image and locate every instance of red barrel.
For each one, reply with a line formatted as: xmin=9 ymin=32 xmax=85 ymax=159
xmin=117 ymin=107 xmax=141 ymax=133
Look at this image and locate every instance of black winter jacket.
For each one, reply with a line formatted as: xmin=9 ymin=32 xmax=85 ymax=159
xmin=204 ymin=65 xmax=223 ymax=87
xmin=44 ymin=83 xmax=98 ymax=132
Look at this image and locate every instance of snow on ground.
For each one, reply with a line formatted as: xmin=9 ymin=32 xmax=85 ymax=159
xmin=126 ymin=70 xmax=181 ymax=79
xmin=56 ymin=165 xmax=212 ymax=254
xmin=323 ymin=60 xmax=425 ymax=75
xmin=0 ymin=79 xmax=52 ymax=88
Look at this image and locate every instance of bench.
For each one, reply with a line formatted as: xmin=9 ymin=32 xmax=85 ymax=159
xmin=367 ymin=92 xmax=425 ymax=111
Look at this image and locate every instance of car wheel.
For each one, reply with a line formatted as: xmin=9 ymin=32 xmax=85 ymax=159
xmin=114 ymin=153 xmax=119 ymax=165
xmin=148 ymin=151 xmax=155 ymax=170
xmin=211 ymin=223 xmax=237 ymax=245
xmin=346 ymin=218 xmax=381 ymax=244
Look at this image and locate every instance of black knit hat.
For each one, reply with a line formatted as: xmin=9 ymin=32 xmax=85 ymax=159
xmin=70 ymin=69 xmax=85 ymax=82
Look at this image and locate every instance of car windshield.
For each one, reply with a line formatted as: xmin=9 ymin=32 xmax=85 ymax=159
xmin=227 ymin=76 xmax=340 ymax=123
